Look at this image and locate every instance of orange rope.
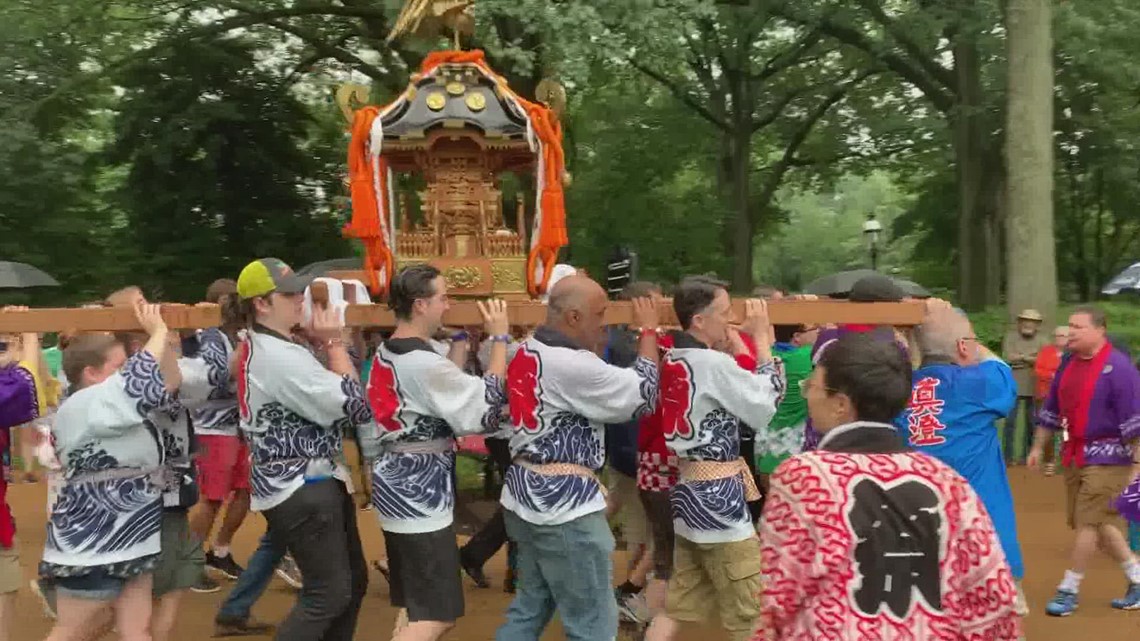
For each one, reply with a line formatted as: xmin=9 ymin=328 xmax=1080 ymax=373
xmin=344 ymin=106 xmax=394 ymax=295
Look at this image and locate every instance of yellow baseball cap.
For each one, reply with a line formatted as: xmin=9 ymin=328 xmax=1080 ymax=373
xmin=236 ymin=258 xmax=313 ymax=300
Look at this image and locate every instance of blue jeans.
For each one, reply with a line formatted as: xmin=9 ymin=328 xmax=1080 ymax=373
xmin=218 ymin=532 xmax=285 ymax=620
xmin=1130 ymin=521 xmax=1140 ymax=553
xmin=1003 ymin=396 xmax=1036 ymax=463
xmin=496 ymin=510 xmax=617 ymax=641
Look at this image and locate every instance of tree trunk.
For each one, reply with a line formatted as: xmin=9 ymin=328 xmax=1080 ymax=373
xmin=1005 ymin=0 xmax=1057 ymax=324
xmin=953 ymin=35 xmax=993 ymax=311
xmin=728 ymin=127 xmax=754 ymax=292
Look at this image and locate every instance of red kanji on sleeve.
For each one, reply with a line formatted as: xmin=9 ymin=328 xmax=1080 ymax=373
xmin=659 ymin=356 xmax=695 ymax=440
xmin=907 ymin=377 xmax=947 ymax=447
xmin=507 ymin=346 xmax=542 ymax=433
xmin=366 ymin=358 xmax=404 ymax=433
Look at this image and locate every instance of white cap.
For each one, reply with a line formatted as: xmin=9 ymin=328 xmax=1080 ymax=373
xmin=540 ymin=264 xmax=578 ymax=303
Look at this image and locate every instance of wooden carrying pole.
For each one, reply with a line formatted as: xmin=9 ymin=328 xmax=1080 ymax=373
xmin=0 ymin=298 xmax=925 ymax=333
xmin=0 ymin=305 xmax=223 ymax=334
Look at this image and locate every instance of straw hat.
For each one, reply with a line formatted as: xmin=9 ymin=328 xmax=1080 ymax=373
xmin=1017 ymin=309 xmax=1044 ymax=322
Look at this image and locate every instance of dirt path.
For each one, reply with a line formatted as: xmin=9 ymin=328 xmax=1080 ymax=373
xmin=9 ymin=468 xmax=1140 ymax=640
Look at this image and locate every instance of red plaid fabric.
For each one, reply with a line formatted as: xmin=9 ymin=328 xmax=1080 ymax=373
xmin=637 ymin=450 xmax=679 ymax=491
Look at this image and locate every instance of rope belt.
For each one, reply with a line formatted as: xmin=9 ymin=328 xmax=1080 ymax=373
xmin=679 ymin=458 xmax=760 ymax=501
xmin=514 ymin=458 xmax=608 ymax=498
xmin=68 ymin=466 xmax=164 ymax=486
xmin=382 ymin=438 xmax=454 ymax=455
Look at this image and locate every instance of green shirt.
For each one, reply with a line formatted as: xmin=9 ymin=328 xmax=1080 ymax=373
xmin=756 ymin=343 xmax=813 ymax=474
xmin=42 ymin=346 xmax=62 ymax=379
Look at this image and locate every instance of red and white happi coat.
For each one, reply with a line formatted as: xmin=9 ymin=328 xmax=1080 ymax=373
xmin=756 ymin=422 xmax=1021 ymax=641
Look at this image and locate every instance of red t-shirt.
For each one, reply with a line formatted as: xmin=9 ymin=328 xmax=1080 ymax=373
xmin=1057 ymin=343 xmax=1111 ymax=466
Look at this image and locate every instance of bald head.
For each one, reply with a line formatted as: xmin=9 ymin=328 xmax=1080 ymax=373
xmin=917 ymin=307 xmax=977 ymax=364
xmin=545 ymin=275 xmax=608 ymax=351
xmin=548 ymin=275 xmax=605 ymax=316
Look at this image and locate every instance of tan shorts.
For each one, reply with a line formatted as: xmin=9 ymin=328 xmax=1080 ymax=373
xmin=610 ymin=471 xmax=648 ymax=547
xmin=665 ymin=536 xmax=762 ymax=641
xmin=0 ymin=543 xmax=19 ymax=594
xmin=1064 ymin=465 xmax=1132 ymax=529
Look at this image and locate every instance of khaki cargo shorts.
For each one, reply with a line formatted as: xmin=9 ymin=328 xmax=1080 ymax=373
xmin=1064 ymin=465 xmax=1133 ymax=529
xmin=0 ymin=543 xmax=19 ymax=594
xmin=609 ymin=471 xmax=649 ymax=548
xmin=665 ymin=535 xmax=762 ymax=641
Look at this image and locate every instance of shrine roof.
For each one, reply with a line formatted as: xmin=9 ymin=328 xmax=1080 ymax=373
xmin=381 ymin=62 xmax=530 ymax=141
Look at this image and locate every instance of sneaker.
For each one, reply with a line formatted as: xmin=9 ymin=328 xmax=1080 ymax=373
xmin=1111 ymin=583 xmax=1140 ymax=610
xmin=192 ymin=575 xmax=222 ymax=594
xmin=275 ymin=555 xmax=303 ymax=590
xmin=207 ymin=552 xmax=245 ymax=580
xmin=1045 ymin=589 xmax=1078 ymax=616
xmin=618 ymin=592 xmax=650 ymax=624
xmin=461 ymin=561 xmax=490 ymax=589
xmin=29 ymin=579 xmax=57 ymax=620
xmin=213 ymin=615 xmax=275 ymax=637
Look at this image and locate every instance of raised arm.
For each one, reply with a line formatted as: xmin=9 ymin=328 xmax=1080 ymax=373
xmin=566 ymin=354 xmax=659 ymax=425
xmin=422 ymin=359 xmax=508 ymax=437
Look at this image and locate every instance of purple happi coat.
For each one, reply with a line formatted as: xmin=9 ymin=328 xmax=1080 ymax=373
xmin=0 ymin=364 xmax=41 ymax=548
xmin=1037 ymin=346 xmax=1140 ymax=468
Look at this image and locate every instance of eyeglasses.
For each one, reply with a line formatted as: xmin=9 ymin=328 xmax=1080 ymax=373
xmin=798 ymin=378 xmax=836 ymax=395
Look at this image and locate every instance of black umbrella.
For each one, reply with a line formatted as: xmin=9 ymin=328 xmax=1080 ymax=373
xmin=295 ymin=257 xmax=362 ymax=277
xmin=1101 ymin=262 xmax=1140 ymax=295
xmin=0 ymin=261 xmax=59 ymax=288
xmin=802 ymin=269 xmax=929 ymax=298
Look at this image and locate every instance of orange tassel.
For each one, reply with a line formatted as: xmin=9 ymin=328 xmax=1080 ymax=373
xmin=345 ymin=106 xmax=394 ymax=296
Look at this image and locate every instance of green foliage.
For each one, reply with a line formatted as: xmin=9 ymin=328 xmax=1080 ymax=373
xmin=754 ymin=172 xmax=920 ymax=292
xmin=0 ymin=0 xmax=1139 ymax=308
xmin=107 ymin=36 xmax=350 ymax=301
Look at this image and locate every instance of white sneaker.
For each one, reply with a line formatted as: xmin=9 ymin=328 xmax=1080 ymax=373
xmin=618 ymin=592 xmax=650 ymax=624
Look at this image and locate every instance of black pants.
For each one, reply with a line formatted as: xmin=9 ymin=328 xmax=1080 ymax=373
xmin=460 ymin=438 xmax=514 ymax=568
xmin=740 ymin=433 xmax=765 ymax=521
xmin=264 ymin=479 xmax=368 ymax=641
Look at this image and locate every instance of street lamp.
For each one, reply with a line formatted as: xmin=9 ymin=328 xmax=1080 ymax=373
xmin=863 ymin=214 xmax=882 ymax=271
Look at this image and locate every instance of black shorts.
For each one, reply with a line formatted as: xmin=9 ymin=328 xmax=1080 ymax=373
xmin=384 ymin=525 xmax=464 ymax=622
xmin=639 ymin=489 xmax=674 ymax=580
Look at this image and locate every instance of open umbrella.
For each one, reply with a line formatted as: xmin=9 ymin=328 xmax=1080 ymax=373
xmin=802 ymin=269 xmax=929 ymax=299
xmin=1101 ymin=262 xmax=1140 ymax=295
xmin=296 ymin=257 xmax=362 ymax=278
xmin=0 ymin=261 xmax=59 ymax=288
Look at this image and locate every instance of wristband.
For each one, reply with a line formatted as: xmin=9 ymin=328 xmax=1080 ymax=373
xmin=323 ymin=337 xmax=345 ymax=350
xmin=489 ymin=334 xmax=511 ymax=344
xmin=637 ymin=327 xmax=659 ymax=337
xmin=451 ymin=331 xmax=469 ymax=342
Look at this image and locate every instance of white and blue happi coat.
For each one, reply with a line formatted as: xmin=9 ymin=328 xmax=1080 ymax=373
xmin=501 ymin=327 xmax=658 ymax=526
xmin=238 ymin=327 xmax=375 ymax=512
xmin=363 ymin=337 xmax=507 ymax=534
xmin=661 ymin=334 xmax=784 ymax=543
xmin=178 ymin=328 xmax=239 ymax=436
xmin=41 ymin=351 xmax=173 ymax=578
